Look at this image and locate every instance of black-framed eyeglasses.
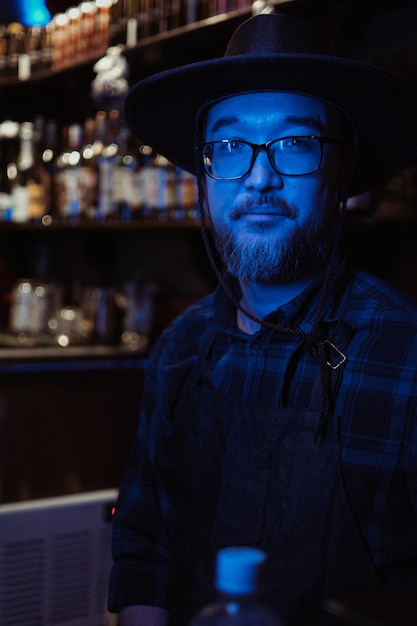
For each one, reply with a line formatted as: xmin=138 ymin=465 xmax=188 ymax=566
xmin=198 ymin=136 xmax=342 ymax=180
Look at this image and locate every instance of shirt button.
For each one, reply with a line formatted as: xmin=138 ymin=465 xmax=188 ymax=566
xmin=251 ymin=340 xmax=261 ymax=349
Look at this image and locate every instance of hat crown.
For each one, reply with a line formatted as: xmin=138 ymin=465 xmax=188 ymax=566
xmin=125 ymin=12 xmax=417 ymax=197
xmin=224 ymin=13 xmax=333 ymax=57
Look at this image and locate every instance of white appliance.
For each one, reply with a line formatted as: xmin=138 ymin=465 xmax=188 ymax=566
xmin=0 ymin=489 xmax=118 ymax=626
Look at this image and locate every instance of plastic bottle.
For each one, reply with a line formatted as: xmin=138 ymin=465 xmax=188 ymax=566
xmin=189 ymin=547 xmax=283 ymax=626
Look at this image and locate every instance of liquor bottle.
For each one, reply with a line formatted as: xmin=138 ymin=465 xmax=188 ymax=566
xmin=55 ymin=123 xmax=82 ymax=222
xmin=79 ymin=117 xmax=98 ymax=219
xmin=135 ymin=0 xmax=149 ymax=39
xmin=127 ymin=139 xmax=146 ymax=219
xmin=189 ymin=547 xmax=283 ymax=626
xmin=6 ymin=22 xmax=26 ymax=79
xmin=137 ymin=147 xmax=176 ymax=220
xmin=0 ymin=25 xmax=6 ymax=80
xmin=80 ymin=1 xmax=97 ymax=59
xmin=39 ymin=22 xmax=53 ymax=72
xmin=141 ymin=152 xmax=176 ymax=220
xmin=66 ymin=6 xmax=82 ymax=61
xmin=96 ymin=0 xmax=112 ymax=55
xmin=139 ymin=145 xmax=159 ymax=219
xmin=109 ymin=0 xmax=126 ymax=45
xmin=13 ymin=121 xmax=48 ymax=223
xmin=0 ymin=121 xmax=20 ymax=222
xmin=145 ymin=0 xmax=159 ymax=37
xmin=97 ymin=109 xmax=119 ymax=221
xmin=26 ymin=26 xmax=42 ymax=78
xmin=33 ymin=115 xmax=54 ymax=217
xmin=113 ymin=123 xmax=137 ymax=221
xmin=176 ymin=166 xmax=198 ymax=219
xmin=157 ymin=154 xmax=177 ymax=219
xmin=76 ymin=110 xmax=107 ymax=221
xmin=54 ymin=124 xmax=68 ymax=216
xmin=51 ymin=12 xmax=69 ymax=70
xmin=40 ymin=119 xmax=59 ymax=220
xmin=169 ymin=0 xmax=185 ymax=30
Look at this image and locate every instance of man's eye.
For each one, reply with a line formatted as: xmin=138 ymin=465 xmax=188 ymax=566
xmin=222 ymin=141 xmax=242 ymax=153
xmin=288 ymin=138 xmax=303 ymax=147
xmin=214 ymin=141 xmax=241 ymax=158
xmin=286 ymin=137 xmax=311 ymax=149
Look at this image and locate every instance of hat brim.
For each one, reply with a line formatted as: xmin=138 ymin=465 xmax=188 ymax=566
xmin=124 ymin=53 xmax=417 ymax=197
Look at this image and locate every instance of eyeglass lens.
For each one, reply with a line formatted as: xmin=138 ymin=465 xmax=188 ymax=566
xmin=203 ymin=137 xmax=323 ymax=179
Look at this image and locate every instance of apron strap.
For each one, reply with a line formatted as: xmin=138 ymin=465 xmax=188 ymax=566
xmin=279 ymin=274 xmax=355 ymax=432
xmin=192 ymin=271 xmax=354 ymax=433
xmin=313 ymin=274 xmax=355 ymax=438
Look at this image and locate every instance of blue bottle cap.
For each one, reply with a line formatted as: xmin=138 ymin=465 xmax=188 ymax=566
xmin=215 ymin=546 xmax=267 ymax=595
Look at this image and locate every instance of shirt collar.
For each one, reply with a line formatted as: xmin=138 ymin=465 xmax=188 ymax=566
xmin=211 ymin=256 xmax=350 ymax=336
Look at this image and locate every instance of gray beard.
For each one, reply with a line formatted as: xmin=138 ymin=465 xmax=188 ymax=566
xmin=213 ymin=215 xmax=338 ymax=284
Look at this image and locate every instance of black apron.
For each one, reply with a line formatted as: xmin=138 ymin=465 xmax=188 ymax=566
xmin=170 ymin=326 xmax=382 ymax=626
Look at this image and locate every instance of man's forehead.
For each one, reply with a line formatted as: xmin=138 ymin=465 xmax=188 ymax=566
xmin=210 ymin=89 xmax=338 ymax=110
xmin=203 ymin=91 xmax=343 ymax=130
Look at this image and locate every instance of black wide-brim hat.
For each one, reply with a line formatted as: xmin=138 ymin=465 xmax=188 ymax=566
xmin=124 ymin=12 xmax=417 ymax=197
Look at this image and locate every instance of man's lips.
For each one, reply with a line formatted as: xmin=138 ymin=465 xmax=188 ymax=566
xmin=230 ymin=198 xmax=298 ymax=220
xmin=238 ymin=208 xmax=289 ymax=217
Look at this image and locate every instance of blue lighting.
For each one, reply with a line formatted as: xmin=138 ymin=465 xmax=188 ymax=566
xmin=22 ymin=0 xmax=51 ymax=26
xmin=5 ymin=0 xmax=51 ymax=26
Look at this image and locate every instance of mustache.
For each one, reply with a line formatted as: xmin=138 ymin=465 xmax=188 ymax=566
xmin=230 ymin=195 xmax=298 ymax=220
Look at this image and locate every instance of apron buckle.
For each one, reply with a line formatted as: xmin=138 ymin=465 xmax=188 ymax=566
xmin=324 ymin=340 xmax=347 ymax=369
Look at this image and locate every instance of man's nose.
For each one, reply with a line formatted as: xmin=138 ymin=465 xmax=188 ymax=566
xmin=244 ymin=148 xmax=283 ymax=190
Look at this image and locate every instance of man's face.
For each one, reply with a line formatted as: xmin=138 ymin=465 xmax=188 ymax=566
xmin=202 ymin=91 xmax=347 ymax=284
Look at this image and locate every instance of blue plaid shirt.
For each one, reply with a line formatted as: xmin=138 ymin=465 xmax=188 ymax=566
xmin=109 ymin=261 xmax=417 ymax=613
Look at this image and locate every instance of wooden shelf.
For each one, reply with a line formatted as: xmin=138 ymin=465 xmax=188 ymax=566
xmin=0 ymin=343 xmax=148 ymax=370
xmin=0 ymin=214 xmax=414 ymax=232
xmin=0 ymin=8 xmax=252 ymax=88
xmin=0 ymin=217 xmax=202 ymax=232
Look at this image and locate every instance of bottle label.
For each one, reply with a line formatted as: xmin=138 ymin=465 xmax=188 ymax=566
xmin=79 ymin=165 xmax=97 ymax=215
xmin=177 ymin=169 xmax=198 ymax=208
xmin=163 ymin=169 xmax=177 ymax=210
xmin=27 ymin=179 xmax=47 ymax=219
xmin=113 ymin=167 xmax=133 ymax=203
xmin=140 ymin=165 xmax=159 ymax=218
xmin=12 ymin=185 xmax=29 ymax=223
xmin=0 ymin=191 xmax=13 ymax=221
xmin=98 ymin=157 xmax=115 ymax=217
xmin=56 ymin=168 xmax=80 ymax=217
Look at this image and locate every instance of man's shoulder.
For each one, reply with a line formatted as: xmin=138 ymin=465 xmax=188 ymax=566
xmin=348 ymin=268 xmax=417 ymax=323
xmin=170 ymin=292 xmax=216 ymax=335
xmin=149 ymin=292 xmax=216 ymax=365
